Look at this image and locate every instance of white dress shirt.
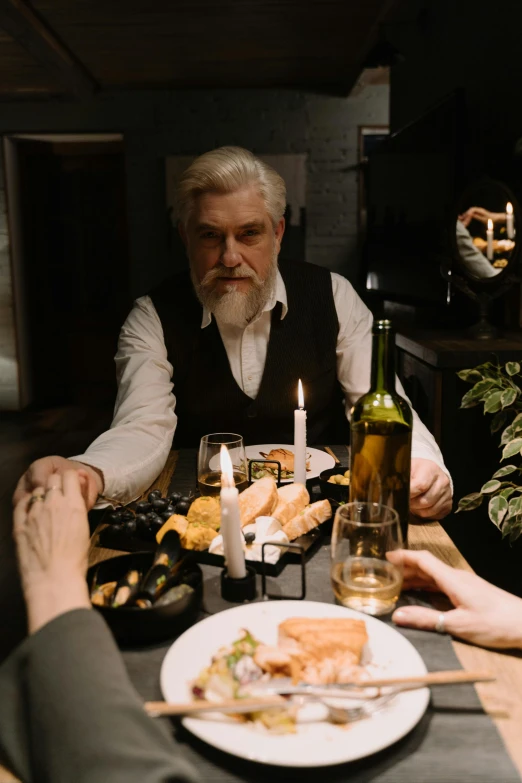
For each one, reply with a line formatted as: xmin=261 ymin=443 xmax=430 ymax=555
xmin=71 ymin=270 xmax=450 ymax=504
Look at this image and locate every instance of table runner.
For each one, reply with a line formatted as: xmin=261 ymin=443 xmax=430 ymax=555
xmin=120 ymin=449 xmax=520 ymax=782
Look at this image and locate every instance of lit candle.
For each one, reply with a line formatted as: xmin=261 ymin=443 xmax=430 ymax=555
xmin=487 ymin=218 xmax=494 ymax=261
xmin=294 ymin=379 xmax=307 ymax=485
xmin=220 ymin=445 xmax=246 ymax=580
xmin=506 ymin=202 xmax=515 ymax=239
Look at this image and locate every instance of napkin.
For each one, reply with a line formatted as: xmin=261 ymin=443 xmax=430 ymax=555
xmin=208 ymin=515 xmax=289 ymax=564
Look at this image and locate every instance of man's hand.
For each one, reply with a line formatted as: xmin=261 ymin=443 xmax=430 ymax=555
xmin=13 ymin=456 xmax=104 ymax=510
xmin=460 ymin=206 xmax=506 ymax=226
xmin=410 ymin=457 xmax=452 ymax=520
xmin=13 ymin=471 xmax=92 ymax=634
xmin=390 ymin=550 xmax=522 ymax=650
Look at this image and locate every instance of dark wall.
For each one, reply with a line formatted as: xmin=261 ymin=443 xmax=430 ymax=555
xmin=0 ymin=85 xmax=388 ymax=299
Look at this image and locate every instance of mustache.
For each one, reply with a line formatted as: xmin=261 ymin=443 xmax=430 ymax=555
xmin=199 ymin=264 xmax=260 ymax=288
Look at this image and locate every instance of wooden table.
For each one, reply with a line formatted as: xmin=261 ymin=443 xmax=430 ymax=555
xmin=1 ymin=453 xmax=522 ymax=782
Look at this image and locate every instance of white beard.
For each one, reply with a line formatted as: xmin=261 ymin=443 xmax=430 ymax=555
xmin=192 ymin=255 xmax=278 ymax=329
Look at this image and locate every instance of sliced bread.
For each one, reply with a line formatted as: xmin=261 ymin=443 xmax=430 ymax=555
xmin=282 ymin=499 xmax=332 ymax=541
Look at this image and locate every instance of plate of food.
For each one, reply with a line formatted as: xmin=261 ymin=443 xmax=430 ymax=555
xmin=246 ymin=445 xmax=335 ymax=482
xmin=160 ymin=600 xmax=429 ymax=767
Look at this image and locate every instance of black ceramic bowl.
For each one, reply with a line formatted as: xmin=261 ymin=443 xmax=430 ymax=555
xmin=319 ymin=467 xmax=350 ymax=504
xmin=87 ymin=552 xmax=203 ymax=646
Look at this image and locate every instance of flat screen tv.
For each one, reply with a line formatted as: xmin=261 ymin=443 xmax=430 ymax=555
xmin=363 ymin=91 xmax=467 ymax=306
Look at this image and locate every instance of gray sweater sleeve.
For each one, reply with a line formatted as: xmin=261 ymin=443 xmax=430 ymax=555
xmin=0 ymin=608 xmax=199 ymax=783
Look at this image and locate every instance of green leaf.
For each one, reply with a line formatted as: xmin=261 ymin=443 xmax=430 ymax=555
xmin=491 ymin=410 xmax=509 ymax=434
xmin=501 ymin=388 xmax=518 ymax=408
xmin=457 ymin=368 xmax=484 ymax=383
xmin=500 ymin=487 xmax=517 ymax=501
xmin=484 ymin=391 xmax=503 ymax=414
xmin=488 ymin=495 xmax=508 ymax=529
xmin=481 ymin=479 xmax=502 ymax=493
xmin=455 ymin=492 xmax=484 ymax=513
xmin=508 ymin=496 xmax=522 ymax=518
xmin=506 ymin=362 xmax=521 ymax=376
xmin=461 ymin=380 xmax=498 ymax=409
xmin=501 ymin=516 xmax=522 ymax=541
xmin=501 ymin=438 xmax=522 ymax=460
xmin=501 ymin=425 xmax=515 ymax=445
xmin=492 ymin=464 xmax=519 ymax=478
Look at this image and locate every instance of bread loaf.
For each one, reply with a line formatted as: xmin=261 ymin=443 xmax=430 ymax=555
xmin=238 ymin=476 xmax=278 ymax=528
xmin=282 ymin=499 xmax=332 ymax=541
xmin=272 ymin=483 xmax=309 ymax=526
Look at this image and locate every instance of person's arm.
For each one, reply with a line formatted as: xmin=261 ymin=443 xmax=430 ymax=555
xmin=331 ymin=273 xmax=452 ymax=519
xmin=390 ymin=549 xmax=522 ymax=649
xmin=0 ymin=472 xmax=198 ymax=783
xmin=70 ymin=296 xmax=177 ymax=505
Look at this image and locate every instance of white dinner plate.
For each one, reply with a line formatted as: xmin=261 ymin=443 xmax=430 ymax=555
xmin=245 ymin=444 xmax=335 ymax=482
xmin=160 ymin=600 xmax=429 ymax=767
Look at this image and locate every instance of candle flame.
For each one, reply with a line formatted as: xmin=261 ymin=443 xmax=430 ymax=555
xmin=298 ymin=378 xmax=304 ymax=409
xmin=220 ymin=444 xmax=234 ymax=488
xmin=507 ymin=202 xmax=513 ymax=216
xmin=487 ymin=218 xmax=493 ymax=231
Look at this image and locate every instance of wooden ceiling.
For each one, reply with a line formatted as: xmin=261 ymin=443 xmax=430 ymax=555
xmin=0 ymin=0 xmax=398 ymax=99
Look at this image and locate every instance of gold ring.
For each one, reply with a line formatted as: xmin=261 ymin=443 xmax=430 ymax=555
xmin=28 ymin=494 xmax=44 ymax=509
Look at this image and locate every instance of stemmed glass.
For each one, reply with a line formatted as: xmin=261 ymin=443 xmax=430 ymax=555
xmin=197 ymin=433 xmax=248 ymax=497
xmin=330 ymin=502 xmax=403 ymax=616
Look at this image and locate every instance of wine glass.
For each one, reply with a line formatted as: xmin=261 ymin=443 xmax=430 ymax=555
xmin=198 ymin=433 xmax=248 ymax=497
xmin=330 ymin=502 xmax=403 ymax=616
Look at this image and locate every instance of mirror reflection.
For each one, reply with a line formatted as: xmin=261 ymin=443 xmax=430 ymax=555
xmin=455 ymin=183 xmax=517 ymax=280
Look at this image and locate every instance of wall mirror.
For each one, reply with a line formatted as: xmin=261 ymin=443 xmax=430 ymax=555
xmin=449 ymin=179 xmax=520 ymax=338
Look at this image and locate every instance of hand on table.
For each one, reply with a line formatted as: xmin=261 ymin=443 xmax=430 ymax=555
xmin=390 ymin=549 xmax=522 ymax=650
xmin=13 ymin=455 xmax=104 ymax=510
xmin=410 ymin=457 xmax=452 ymax=520
xmin=13 ymin=471 xmax=91 ymax=634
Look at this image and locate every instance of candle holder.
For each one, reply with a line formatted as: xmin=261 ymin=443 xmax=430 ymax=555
xmin=220 ymin=565 xmax=257 ymax=603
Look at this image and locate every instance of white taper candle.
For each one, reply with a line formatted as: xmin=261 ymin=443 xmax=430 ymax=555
xmin=220 ymin=445 xmax=246 ymax=580
xmin=294 ymin=379 xmax=307 ymax=486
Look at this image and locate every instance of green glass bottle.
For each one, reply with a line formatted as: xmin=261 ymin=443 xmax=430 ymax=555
xmin=349 ymin=319 xmax=412 ymax=544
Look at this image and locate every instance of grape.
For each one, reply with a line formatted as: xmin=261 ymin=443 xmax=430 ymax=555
xmin=135 ymin=500 xmax=152 ymax=514
xmin=148 ymin=490 xmax=162 ymax=502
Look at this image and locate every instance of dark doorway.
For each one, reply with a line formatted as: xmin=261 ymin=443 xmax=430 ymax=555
xmin=12 ymin=136 xmax=130 ymax=407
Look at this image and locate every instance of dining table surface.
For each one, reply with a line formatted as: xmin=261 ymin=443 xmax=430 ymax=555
xmin=1 ymin=448 xmax=522 ymax=782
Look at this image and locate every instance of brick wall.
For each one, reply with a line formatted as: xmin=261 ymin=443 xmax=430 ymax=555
xmin=0 ymin=153 xmax=18 ymax=409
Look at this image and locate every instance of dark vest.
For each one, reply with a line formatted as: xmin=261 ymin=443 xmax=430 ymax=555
xmin=149 ymin=260 xmax=350 ymax=447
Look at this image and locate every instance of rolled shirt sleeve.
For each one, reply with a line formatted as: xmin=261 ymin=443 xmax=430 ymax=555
xmin=70 ymin=296 xmax=177 ymax=505
xmin=331 ymin=273 xmax=452 ymax=487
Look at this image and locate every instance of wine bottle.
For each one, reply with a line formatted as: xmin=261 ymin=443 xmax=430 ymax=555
xmin=349 ymin=319 xmax=412 ymax=544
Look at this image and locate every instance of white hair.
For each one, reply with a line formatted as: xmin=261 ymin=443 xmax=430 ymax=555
xmin=177 ymin=146 xmax=286 ymax=227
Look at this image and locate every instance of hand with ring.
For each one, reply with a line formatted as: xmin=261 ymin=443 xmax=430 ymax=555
xmin=388 ymin=550 xmax=522 ymax=650
xmin=14 ymin=472 xmax=91 ymax=635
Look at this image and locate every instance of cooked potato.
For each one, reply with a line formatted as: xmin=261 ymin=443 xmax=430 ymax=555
xmin=187 ymin=496 xmax=221 ymax=530
xmin=344 ymin=470 xmax=350 ymax=479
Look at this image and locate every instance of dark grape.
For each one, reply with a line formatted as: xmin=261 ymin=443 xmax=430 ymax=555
xmin=165 ymin=504 xmax=176 ymax=515
xmin=148 ymin=490 xmax=162 ymax=502
xmin=123 ymin=519 xmax=137 ymax=536
xmin=147 ymin=513 xmax=163 ymax=525
xmin=136 ymin=514 xmax=149 ymax=538
xmin=180 ymin=495 xmax=192 ymax=504
xmin=107 ymin=511 xmax=123 ymax=524
xmin=160 ymin=509 xmax=175 ymax=522
xmin=135 ymin=500 xmax=152 ymax=514
xmin=105 ymin=523 xmax=122 ymax=537
xmin=168 ymin=491 xmax=182 ymax=505
xmin=149 ymin=517 xmax=164 ymax=536
xmin=122 ymin=509 xmax=135 ymax=521
xmin=175 ymin=500 xmax=191 ymax=515
xmin=152 ymin=498 xmax=168 ymax=512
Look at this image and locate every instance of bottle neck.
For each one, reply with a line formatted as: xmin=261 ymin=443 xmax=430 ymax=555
xmin=370 ymin=328 xmax=396 ymax=393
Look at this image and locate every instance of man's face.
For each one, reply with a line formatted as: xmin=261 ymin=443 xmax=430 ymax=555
xmin=182 ymin=185 xmax=284 ymax=290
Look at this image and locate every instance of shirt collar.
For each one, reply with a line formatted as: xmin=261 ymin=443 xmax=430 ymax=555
xmin=200 ymin=269 xmax=288 ymax=329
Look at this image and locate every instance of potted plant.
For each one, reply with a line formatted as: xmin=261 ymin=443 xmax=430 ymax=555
xmin=457 ymin=359 xmax=522 ymax=542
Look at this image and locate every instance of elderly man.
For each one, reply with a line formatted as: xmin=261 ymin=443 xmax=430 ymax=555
xmin=15 ymin=146 xmax=452 ymax=519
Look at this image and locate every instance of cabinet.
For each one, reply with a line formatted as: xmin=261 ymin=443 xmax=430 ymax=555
xmin=396 ymin=331 xmax=522 ymax=594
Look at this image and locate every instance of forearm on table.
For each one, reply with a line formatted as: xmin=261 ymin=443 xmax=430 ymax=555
xmin=0 ymin=609 xmax=198 ymax=783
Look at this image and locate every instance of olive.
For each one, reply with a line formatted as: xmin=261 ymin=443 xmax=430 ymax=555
xmin=152 ymin=498 xmax=168 ymax=512
xmin=148 ymin=490 xmax=162 ymax=502
xmin=135 ymin=500 xmax=152 ymax=514
xmin=244 ymin=532 xmax=256 ymax=544
xmin=149 ymin=517 xmax=164 ymax=536
xmin=175 ymin=500 xmax=191 ymax=515
xmin=122 ymin=519 xmax=137 ymax=537
xmin=122 ymin=508 xmax=135 ymax=521
xmin=107 ymin=511 xmax=123 ymax=524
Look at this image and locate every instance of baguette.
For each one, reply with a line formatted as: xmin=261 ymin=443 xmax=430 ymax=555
xmin=272 ymin=483 xmax=309 ymax=526
xmin=238 ymin=476 xmax=278 ymax=528
xmin=282 ymin=499 xmax=332 ymax=541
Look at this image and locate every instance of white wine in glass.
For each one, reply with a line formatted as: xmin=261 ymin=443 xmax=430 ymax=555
xmin=198 ymin=433 xmax=248 ymax=496
xmin=330 ymin=501 xmax=403 ymax=616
